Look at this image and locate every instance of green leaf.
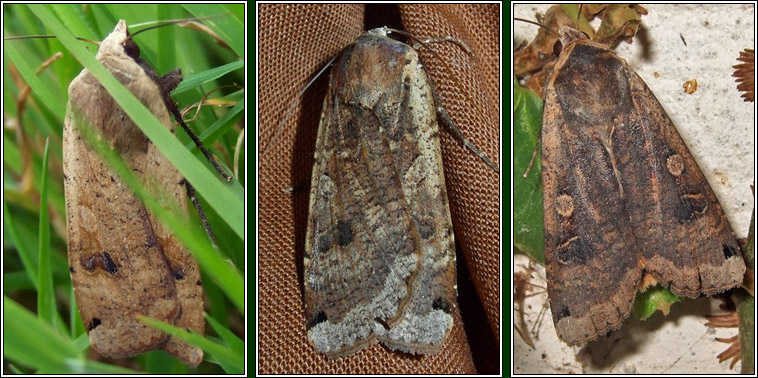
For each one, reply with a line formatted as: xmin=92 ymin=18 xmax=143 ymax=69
xmin=513 ymin=79 xmax=545 ymax=263
xmin=632 ymin=285 xmax=683 ymax=320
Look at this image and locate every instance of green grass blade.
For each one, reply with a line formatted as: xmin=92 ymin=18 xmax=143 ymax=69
xmin=182 ymin=4 xmax=244 ymax=57
xmin=3 ymin=43 xmax=66 ymax=116
xmin=139 ymin=316 xmax=243 ymax=373
xmin=70 ymin=285 xmax=85 ymax=339
xmin=65 ymin=359 xmax=139 ymax=374
xmin=191 ymin=100 xmax=244 ymax=150
xmin=37 ymin=138 xmax=56 ymax=325
xmin=156 ymin=5 xmax=177 ymax=74
xmin=4 ymin=296 xmax=79 ymax=371
xmin=173 ymin=61 xmax=245 ymax=95
xmin=206 ymin=313 xmax=243 ymax=354
xmin=3 ymin=202 xmax=39 ymax=290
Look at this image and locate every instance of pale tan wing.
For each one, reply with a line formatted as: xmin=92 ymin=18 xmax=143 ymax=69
xmin=98 ymin=20 xmax=205 ymax=366
xmin=64 ymin=64 xmax=179 ymax=359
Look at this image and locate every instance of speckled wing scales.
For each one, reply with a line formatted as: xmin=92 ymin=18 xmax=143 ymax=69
xmin=304 ymin=29 xmax=457 ymax=358
xmin=542 ymin=28 xmax=745 ymax=345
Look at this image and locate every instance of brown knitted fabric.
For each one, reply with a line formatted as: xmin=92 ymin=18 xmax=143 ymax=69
xmin=258 ymin=4 xmax=500 ymax=374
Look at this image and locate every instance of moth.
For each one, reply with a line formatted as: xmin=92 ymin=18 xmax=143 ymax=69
xmin=540 ymin=25 xmax=746 ymax=345
xmin=303 ymin=27 xmax=458 ymax=358
xmin=64 ymin=20 xmax=204 ymax=366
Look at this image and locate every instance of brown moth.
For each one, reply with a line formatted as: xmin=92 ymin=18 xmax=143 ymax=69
xmin=541 ymin=25 xmax=746 ymax=345
xmin=304 ymin=27 xmax=457 ymax=358
xmin=63 ymin=20 xmax=203 ymax=366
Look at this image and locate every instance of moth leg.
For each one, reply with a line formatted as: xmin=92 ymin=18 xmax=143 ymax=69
xmin=380 ymin=28 xmax=498 ymax=172
xmin=165 ymin=96 xmax=232 ymax=182
xmin=437 ymin=107 xmax=499 ymax=172
xmin=179 ymin=120 xmax=232 ymax=181
xmin=523 ymin=137 xmax=541 ymax=178
xmin=184 ymin=180 xmax=218 ymax=249
xmin=413 ymin=35 xmax=473 ymax=55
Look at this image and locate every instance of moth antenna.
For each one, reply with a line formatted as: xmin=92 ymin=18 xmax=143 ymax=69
xmin=128 ymin=14 xmax=229 ymax=38
xmin=4 ymin=34 xmax=100 ymax=46
xmin=4 ymin=14 xmax=228 ymax=44
xmin=263 ymin=54 xmax=338 ymax=156
xmin=381 ymin=27 xmax=472 ymax=56
xmin=514 ymin=18 xmax=559 ymax=36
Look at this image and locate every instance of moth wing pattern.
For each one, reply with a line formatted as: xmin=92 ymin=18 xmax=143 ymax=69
xmin=303 ymin=30 xmax=457 ymax=358
xmin=541 ymin=28 xmax=746 ymax=345
xmin=64 ymin=20 xmax=203 ymax=365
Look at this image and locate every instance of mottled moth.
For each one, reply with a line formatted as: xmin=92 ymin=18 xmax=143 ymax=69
xmin=303 ymin=27 xmax=459 ymax=358
xmin=64 ymin=20 xmax=204 ymax=366
xmin=539 ymin=25 xmax=747 ymax=345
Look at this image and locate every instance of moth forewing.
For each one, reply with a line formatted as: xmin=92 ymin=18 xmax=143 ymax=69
xmin=63 ymin=20 xmax=204 ymax=367
xmin=304 ymin=28 xmax=457 ymax=359
xmin=541 ymin=26 xmax=746 ymax=345
xmin=55 ymin=13 xmax=246 ymax=308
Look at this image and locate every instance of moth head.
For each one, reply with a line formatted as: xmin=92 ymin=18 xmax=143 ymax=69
xmin=555 ymin=25 xmax=590 ymax=55
xmin=96 ymin=19 xmax=131 ymax=60
xmin=107 ymin=19 xmax=141 ymax=60
xmin=121 ymin=29 xmax=141 ymax=60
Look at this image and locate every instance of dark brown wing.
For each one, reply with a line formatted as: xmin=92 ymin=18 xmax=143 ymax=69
xmin=542 ymin=40 xmax=744 ymax=345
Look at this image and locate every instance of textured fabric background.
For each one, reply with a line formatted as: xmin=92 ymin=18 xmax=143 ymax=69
xmin=258 ymin=4 xmax=500 ymax=373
